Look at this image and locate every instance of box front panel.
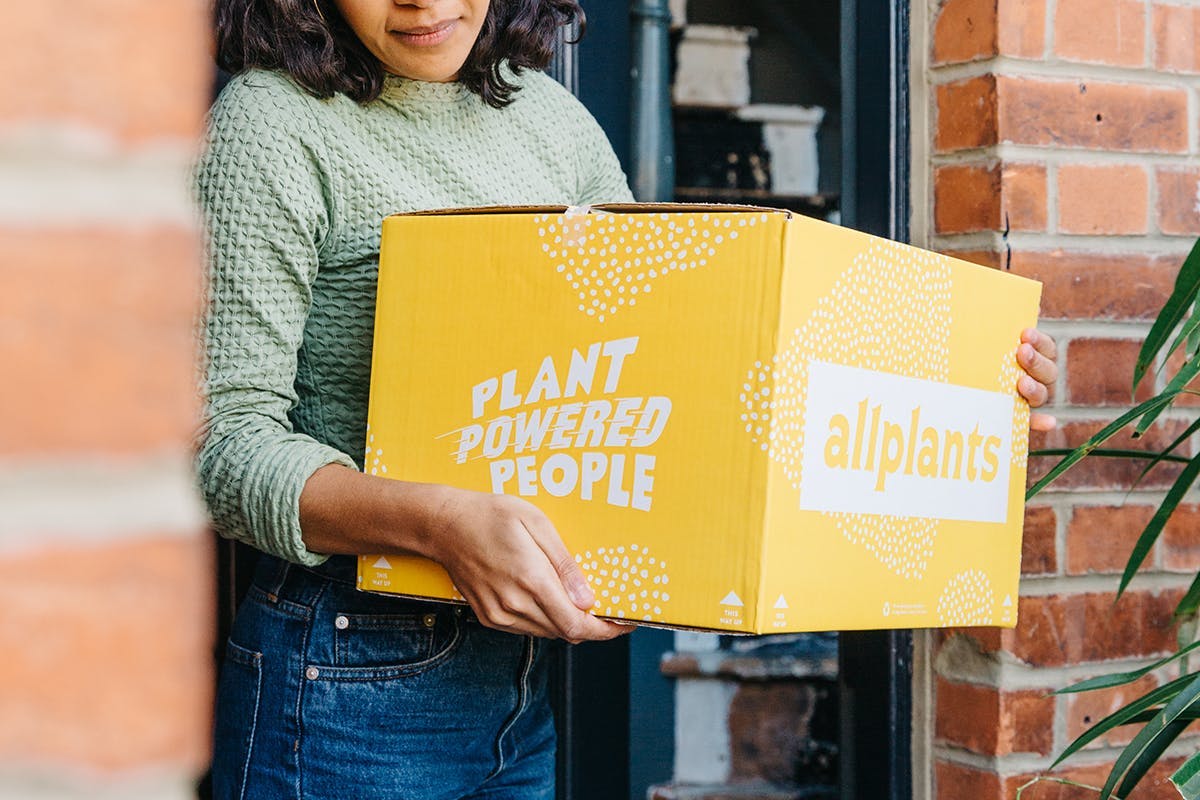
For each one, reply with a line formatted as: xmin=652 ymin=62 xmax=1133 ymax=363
xmin=755 ymin=217 xmax=1041 ymax=633
xmin=363 ymin=209 xmax=787 ymax=630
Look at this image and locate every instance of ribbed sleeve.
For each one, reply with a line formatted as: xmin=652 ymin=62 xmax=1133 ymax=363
xmin=196 ymin=80 xmax=355 ymax=566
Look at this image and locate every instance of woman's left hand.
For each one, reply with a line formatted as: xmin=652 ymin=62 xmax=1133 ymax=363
xmin=1017 ymin=328 xmax=1058 ymax=432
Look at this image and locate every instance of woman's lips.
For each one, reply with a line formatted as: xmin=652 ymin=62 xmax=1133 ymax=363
xmin=391 ymin=19 xmax=458 ymax=47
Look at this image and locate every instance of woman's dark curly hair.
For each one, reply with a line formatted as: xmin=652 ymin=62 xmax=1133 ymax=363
xmin=216 ymin=0 xmax=585 ymax=107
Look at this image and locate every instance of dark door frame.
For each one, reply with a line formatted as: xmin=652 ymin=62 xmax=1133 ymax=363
xmin=837 ymin=1 xmax=913 ymax=796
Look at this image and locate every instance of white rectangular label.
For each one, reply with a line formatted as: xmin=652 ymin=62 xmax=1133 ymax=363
xmin=799 ymin=362 xmax=1013 ymax=523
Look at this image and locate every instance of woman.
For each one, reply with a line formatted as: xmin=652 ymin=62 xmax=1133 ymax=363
xmin=197 ymin=1 xmax=1059 ymax=798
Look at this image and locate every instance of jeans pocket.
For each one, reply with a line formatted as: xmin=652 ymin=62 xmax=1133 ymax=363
xmin=319 ymin=609 xmax=462 ymax=680
xmin=334 ymin=612 xmax=436 ymax=668
xmin=212 ymin=641 xmax=263 ymax=800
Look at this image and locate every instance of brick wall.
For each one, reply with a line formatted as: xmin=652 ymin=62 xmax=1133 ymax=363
xmin=0 ymin=4 xmax=214 ymax=798
xmin=921 ymin=0 xmax=1200 ymax=797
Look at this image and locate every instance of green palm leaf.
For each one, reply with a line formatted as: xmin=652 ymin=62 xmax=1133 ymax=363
xmin=1175 ymin=571 xmax=1200 ymax=620
xmin=1134 ymin=235 xmax=1200 ymax=390
xmin=1026 ymin=391 xmax=1181 ymax=500
xmin=1099 ymin=672 xmax=1200 ymax=799
xmin=1052 ymin=672 xmax=1197 ymax=767
xmin=1031 ymin=448 xmax=1192 ymax=464
xmin=1125 ymin=417 xmax=1200 ymax=494
xmin=1171 ymin=751 xmax=1200 ymax=799
xmin=1118 ymin=453 xmax=1200 ymax=598
xmin=1132 ymin=357 xmax=1198 ymax=436
xmin=1056 ymin=640 xmax=1200 ymax=695
xmin=1115 ymin=716 xmax=1192 ymax=798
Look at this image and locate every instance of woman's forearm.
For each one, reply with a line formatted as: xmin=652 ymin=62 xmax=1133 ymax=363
xmin=298 ymin=464 xmax=452 ymax=559
xmin=297 ymin=464 xmax=628 ymax=642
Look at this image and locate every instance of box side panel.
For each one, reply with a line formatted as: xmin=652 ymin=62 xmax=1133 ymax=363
xmin=364 ymin=208 xmax=784 ymax=632
xmin=755 ymin=215 xmax=1040 ymax=632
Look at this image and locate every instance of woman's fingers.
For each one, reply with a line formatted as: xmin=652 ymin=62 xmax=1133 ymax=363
xmin=1018 ymin=329 xmax=1058 ymax=433
xmin=521 ymin=513 xmax=596 ymax=611
xmin=532 ymin=580 xmax=632 ymax=644
xmin=435 ymin=491 xmax=630 ymax=642
xmin=1029 ymin=411 xmax=1058 ymax=432
xmin=1018 ymin=332 xmax=1058 ymax=392
xmin=1018 ymin=373 xmax=1049 ymax=407
xmin=1022 ymin=327 xmax=1058 ymax=360
xmin=518 ymin=514 xmax=630 ymax=641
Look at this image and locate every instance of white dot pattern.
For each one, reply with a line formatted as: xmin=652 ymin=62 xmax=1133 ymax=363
xmin=534 ymin=211 xmax=759 ymax=322
xmin=937 ymin=569 xmax=995 ymax=626
xmin=743 ymin=240 xmax=955 ymax=580
xmin=363 ymin=427 xmax=389 ymax=477
xmin=576 ymin=544 xmax=671 ymax=621
xmin=997 ymin=350 xmax=1031 ymax=469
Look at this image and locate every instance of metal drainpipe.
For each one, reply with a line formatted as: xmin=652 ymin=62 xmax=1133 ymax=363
xmin=629 ymin=0 xmax=675 ymax=202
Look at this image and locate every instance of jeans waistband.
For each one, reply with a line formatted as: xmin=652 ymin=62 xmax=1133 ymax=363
xmin=252 ymin=553 xmax=461 ymax=616
xmin=302 ymin=553 xmax=359 ymax=585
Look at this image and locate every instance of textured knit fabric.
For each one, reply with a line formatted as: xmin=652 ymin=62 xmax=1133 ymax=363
xmin=196 ymin=68 xmax=633 ymax=566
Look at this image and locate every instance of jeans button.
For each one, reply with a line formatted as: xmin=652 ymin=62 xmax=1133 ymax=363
xmin=305 ymin=666 xmax=320 ymax=680
xmin=334 ymin=615 xmax=349 ymax=630
xmin=423 ymin=613 xmax=437 ymax=629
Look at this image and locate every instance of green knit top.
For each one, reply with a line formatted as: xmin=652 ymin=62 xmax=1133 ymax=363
xmin=195 ymin=68 xmax=633 ymax=566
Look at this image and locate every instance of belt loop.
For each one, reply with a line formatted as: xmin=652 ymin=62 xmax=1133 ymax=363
xmin=265 ymin=558 xmax=290 ymax=599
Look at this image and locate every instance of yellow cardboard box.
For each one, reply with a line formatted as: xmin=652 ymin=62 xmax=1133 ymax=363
xmin=358 ymin=204 xmax=1042 ymax=633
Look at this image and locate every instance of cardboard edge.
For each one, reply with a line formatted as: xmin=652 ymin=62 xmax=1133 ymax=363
xmin=354 ymin=582 xmax=758 ymax=635
xmin=385 ymin=203 xmax=796 ymax=220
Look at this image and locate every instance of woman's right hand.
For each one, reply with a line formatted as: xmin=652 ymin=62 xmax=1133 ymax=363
xmin=428 ymin=488 xmax=632 ymax=643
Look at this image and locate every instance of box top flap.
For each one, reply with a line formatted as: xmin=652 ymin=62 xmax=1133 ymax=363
xmin=385 ymin=203 xmax=795 ymax=220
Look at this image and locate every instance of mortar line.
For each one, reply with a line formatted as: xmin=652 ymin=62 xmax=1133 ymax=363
xmin=928 ymin=53 xmax=1200 ymax=86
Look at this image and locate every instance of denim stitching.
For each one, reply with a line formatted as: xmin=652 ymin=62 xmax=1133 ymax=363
xmin=246 ymin=585 xmax=314 ymax=622
xmin=226 ymin=642 xmax=263 ymax=800
xmin=487 ymin=635 xmax=535 ymax=781
xmin=332 ymin=613 xmax=434 ymax=668
xmin=294 ymin=580 xmax=328 ymax=800
xmin=313 ymin=614 xmax=462 ymax=681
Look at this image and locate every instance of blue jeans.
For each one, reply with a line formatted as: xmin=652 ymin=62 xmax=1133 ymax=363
xmin=212 ymin=555 xmax=556 ymax=800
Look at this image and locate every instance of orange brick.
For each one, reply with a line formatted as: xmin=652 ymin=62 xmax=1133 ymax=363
xmin=1066 ymin=673 xmax=1160 ymax=749
xmin=1066 ymin=505 xmax=1156 ymax=575
xmin=936 ymin=760 xmax=1002 ymax=800
xmin=1055 ymin=0 xmax=1147 ymax=66
xmin=935 ymin=163 xmax=1002 ymax=233
xmin=1154 ymin=4 xmax=1200 ymax=73
xmin=943 ymin=249 xmax=1004 ymax=269
xmin=999 ymin=77 xmax=1188 ymax=153
xmin=0 ymin=0 xmax=211 ymax=141
xmin=1008 ymin=250 xmax=1176 ymax=320
xmin=936 ymin=678 xmax=1055 ymax=756
xmin=1000 ymin=759 xmax=1187 ymax=799
xmin=933 ymin=162 xmax=1046 ymax=234
xmin=1023 ymin=505 xmax=1058 ymax=576
xmin=1157 ymin=168 xmax=1200 ymax=235
xmin=1001 ymin=591 xmax=1181 ymax=667
xmin=998 ymin=0 xmax=1048 ymax=58
xmin=932 ymin=0 xmax=999 ymax=64
xmin=1003 ymin=162 xmax=1048 ymax=231
xmin=936 ymin=75 xmax=999 ymax=152
xmin=1066 ymin=338 xmax=1155 ymax=405
xmin=1161 ymin=505 xmax=1200 ymax=572
xmin=1058 ymin=164 xmax=1149 ymax=235
xmin=0 ymin=226 xmax=203 ymax=457
xmin=0 ymin=534 xmax=213 ymax=770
